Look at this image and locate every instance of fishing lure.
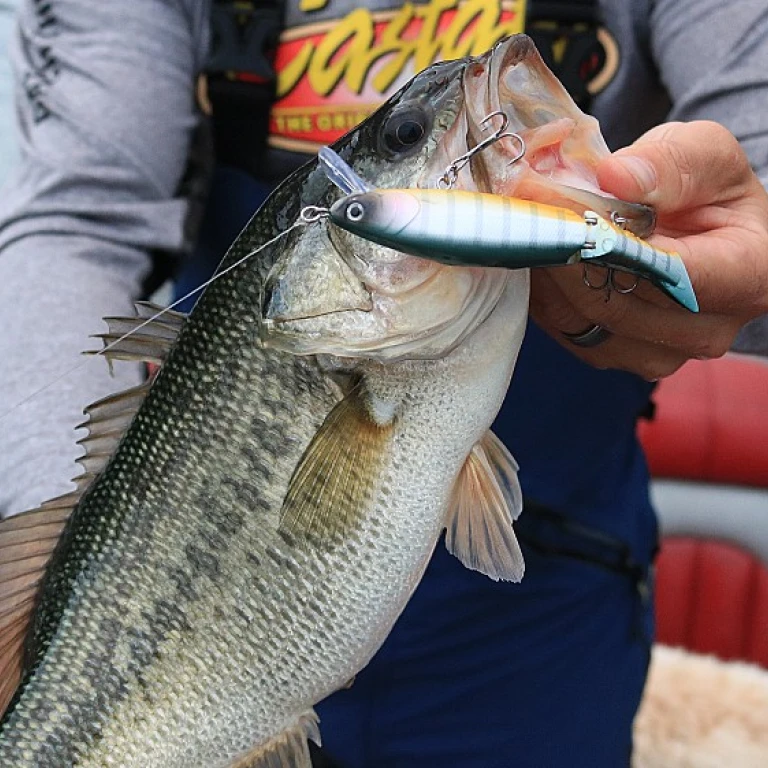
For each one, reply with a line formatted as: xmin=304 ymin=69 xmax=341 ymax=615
xmin=329 ymin=187 xmax=698 ymax=312
xmin=317 ymin=147 xmax=698 ymax=312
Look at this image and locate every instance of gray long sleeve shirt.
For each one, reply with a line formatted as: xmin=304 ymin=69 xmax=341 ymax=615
xmin=0 ymin=0 xmax=21 ymax=183
xmin=1 ymin=0 xmax=768 ymax=516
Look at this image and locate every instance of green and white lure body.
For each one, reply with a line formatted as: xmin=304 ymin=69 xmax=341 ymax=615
xmin=328 ymin=186 xmax=699 ymax=312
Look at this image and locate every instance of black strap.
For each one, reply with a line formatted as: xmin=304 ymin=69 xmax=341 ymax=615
xmin=526 ymin=0 xmax=605 ymax=110
xmin=205 ymin=0 xmax=283 ymax=172
xmin=516 ymin=498 xmax=657 ymax=647
xmin=516 ymin=499 xmax=651 ymax=581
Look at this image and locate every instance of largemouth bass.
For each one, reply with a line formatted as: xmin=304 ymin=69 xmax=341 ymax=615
xmin=0 ymin=35 xmax=649 ymax=767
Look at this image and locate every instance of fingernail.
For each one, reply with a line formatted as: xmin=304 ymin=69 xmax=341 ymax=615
xmin=614 ymin=156 xmax=657 ymax=194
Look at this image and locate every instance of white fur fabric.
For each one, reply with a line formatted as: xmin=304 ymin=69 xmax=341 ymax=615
xmin=633 ymin=645 xmax=768 ymax=767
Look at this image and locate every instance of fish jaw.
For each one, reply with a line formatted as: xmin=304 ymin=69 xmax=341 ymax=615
xmin=260 ymin=245 xmax=510 ymax=363
xmin=421 ymin=35 xmax=656 ymax=237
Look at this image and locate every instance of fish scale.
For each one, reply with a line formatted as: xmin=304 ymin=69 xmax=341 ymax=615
xmin=1 ymin=233 xmax=341 ymax=760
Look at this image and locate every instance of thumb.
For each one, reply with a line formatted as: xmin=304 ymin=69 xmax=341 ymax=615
xmin=596 ymin=121 xmax=752 ymax=213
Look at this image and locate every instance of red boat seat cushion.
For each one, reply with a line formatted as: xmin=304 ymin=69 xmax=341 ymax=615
xmin=655 ymin=536 xmax=768 ymax=668
xmin=637 ymin=356 xmax=768 ymax=487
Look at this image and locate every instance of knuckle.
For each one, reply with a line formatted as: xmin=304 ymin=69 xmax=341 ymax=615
xmin=689 ymin=328 xmax=735 ymax=360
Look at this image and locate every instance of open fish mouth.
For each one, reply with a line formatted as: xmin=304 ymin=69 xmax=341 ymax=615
xmin=423 ymin=35 xmax=656 ymax=237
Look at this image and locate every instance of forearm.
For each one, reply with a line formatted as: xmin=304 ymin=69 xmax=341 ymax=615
xmin=0 ymin=0 xmax=210 ymax=516
xmin=0 ymin=0 xmax=20 ymax=183
xmin=650 ymin=0 xmax=768 ymax=185
xmin=0 ymin=239 xmax=150 ymax=517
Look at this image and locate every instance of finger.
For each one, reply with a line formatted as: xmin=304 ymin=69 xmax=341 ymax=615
xmin=529 ymin=284 xmax=689 ymax=380
xmin=653 ymin=228 xmax=768 ymax=315
xmin=596 ymin=121 xmax=755 ymax=213
xmin=558 ymin=331 xmax=689 ymax=381
xmin=528 ymin=267 xmax=593 ymax=336
xmin=531 ymin=265 xmax=741 ymax=359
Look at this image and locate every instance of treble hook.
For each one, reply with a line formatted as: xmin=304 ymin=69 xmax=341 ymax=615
xmin=437 ymin=111 xmax=526 ymax=189
xmin=583 ymin=264 xmax=639 ymax=302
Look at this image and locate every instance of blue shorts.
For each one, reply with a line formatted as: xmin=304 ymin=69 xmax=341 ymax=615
xmin=315 ymin=537 xmax=653 ymax=768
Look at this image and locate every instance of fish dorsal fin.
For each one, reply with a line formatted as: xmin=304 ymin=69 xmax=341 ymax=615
xmin=0 ymin=504 xmax=72 ymax=717
xmin=445 ymin=430 xmax=525 ymax=582
xmin=227 ymin=710 xmax=320 ymax=768
xmin=90 ymin=301 xmax=186 ymax=366
xmin=279 ymin=387 xmax=395 ymax=544
xmin=78 ymin=302 xmax=176 ymax=486
xmin=74 ymin=381 xmax=151 ymax=489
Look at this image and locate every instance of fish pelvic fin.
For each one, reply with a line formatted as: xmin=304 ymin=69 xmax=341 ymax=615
xmin=227 ymin=710 xmax=321 ymax=768
xmin=279 ymin=386 xmax=395 ymax=545
xmin=445 ymin=430 xmax=525 ymax=582
xmin=0 ymin=501 xmax=73 ymax=717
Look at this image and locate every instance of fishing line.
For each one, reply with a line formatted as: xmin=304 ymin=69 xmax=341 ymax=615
xmin=1 ymin=220 xmax=306 ymax=424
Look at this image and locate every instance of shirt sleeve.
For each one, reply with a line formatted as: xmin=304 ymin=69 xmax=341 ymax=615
xmin=649 ymin=0 xmax=768 ymax=185
xmin=648 ymin=0 xmax=768 ymax=355
xmin=0 ymin=0 xmax=21 ymax=183
xmin=0 ymin=0 xmax=211 ymax=517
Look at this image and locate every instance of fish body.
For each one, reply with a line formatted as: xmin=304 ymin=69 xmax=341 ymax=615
xmin=0 ymin=35 xmax=637 ymax=766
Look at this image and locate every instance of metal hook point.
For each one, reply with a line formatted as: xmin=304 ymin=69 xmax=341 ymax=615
xmin=436 ymin=110 xmax=526 ymax=189
xmin=505 ymin=133 xmax=526 ymax=166
xmin=478 ymin=111 xmax=525 ymax=165
xmin=583 ymin=263 xmax=611 ymax=292
xmin=610 ymin=270 xmax=639 ymax=295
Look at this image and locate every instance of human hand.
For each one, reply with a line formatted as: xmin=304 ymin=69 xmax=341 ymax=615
xmin=529 ymin=120 xmax=768 ymax=379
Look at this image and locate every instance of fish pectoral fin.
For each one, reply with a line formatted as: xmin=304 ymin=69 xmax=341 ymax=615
xmin=0 ymin=502 xmax=73 ymax=717
xmin=279 ymin=387 xmax=395 ymax=543
xmin=226 ymin=710 xmax=321 ymax=768
xmin=445 ymin=430 xmax=525 ymax=582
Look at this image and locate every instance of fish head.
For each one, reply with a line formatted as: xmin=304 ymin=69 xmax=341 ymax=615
xmin=260 ymin=57 xmax=517 ymax=362
xmin=259 ymin=34 xmax=651 ymax=361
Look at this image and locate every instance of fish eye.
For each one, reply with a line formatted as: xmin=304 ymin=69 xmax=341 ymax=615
xmin=380 ymin=104 xmax=431 ymax=156
xmin=346 ymin=201 xmax=365 ymax=222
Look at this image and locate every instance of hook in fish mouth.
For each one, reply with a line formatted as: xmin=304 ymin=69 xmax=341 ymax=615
xmin=442 ymin=34 xmax=658 ymax=239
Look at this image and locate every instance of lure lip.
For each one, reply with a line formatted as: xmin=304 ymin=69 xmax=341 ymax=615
xmin=318 ymin=147 xmax=372 ymax=195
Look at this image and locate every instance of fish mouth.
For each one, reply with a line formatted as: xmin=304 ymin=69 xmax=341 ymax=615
xmin=427 ymin=35 xmax=656 ymax=238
